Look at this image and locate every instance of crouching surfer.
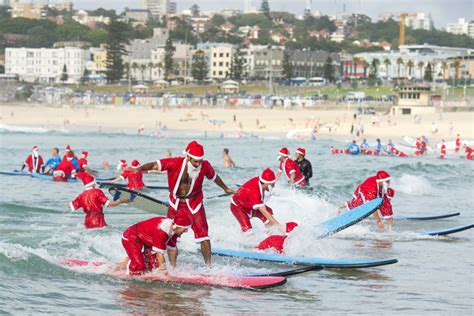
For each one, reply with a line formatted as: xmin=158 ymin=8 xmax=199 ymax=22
xmin=70 ymin=172 xmax=129 ymax=229
xmin=117 ymin=213 xmax=191 ymax=276
xmin=110 ymin=159 xmax=146 ymax=190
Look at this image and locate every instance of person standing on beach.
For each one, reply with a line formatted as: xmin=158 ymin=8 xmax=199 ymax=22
xmin=295 ymin=148 xmax=312 ymax=185
xmin=21 ymin=145 xmax=44 ymax=173
xmin=134 ymin=140 xmax=234 ymax=266
xmin=223 ymin=148 xmax=236 ymax=168
xmin=44 ymin=148 xmax=61 ymax=174
xmin=277 ymin=147 xmax=306 ymax=187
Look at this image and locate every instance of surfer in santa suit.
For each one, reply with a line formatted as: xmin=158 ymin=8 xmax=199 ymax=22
xmin=21 ymin=145 xmax=45 ymax=173
xmin=277 ymin=147 xmax=306 ymax=187
xmin=69 ymin=172 xmax=129 ymax=229
xmin=256 ymin=222 xmax=299 ymax=254
xmin=295 ymin=148 xmax=313 ymax=185
xmin=135 ymin=140 xmax=234 ymax=267
xmin=378 ymin=188 xmax=394 ymax=230
xmin=53 ymin=152 xmax=76 ymax=181
xmin=119 ymin=214 xmax=191 ymax=276
xmin=340 ymin=170 xmax=391 ymax=231
xmin=110 ymin=160 xmax=145 ymax=190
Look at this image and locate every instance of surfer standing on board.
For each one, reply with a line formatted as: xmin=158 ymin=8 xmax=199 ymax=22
xmin=276 ymin=147 xmax=306 ymax=187
xmin=340 ymin=170 xmax=391 ymax=231
xmin=70 ymin=172 xmax=129 ymax=229
xmin=135 ymin=140 xmax=234 ymax=267
xmin=295 ymin=148 xmax=313 ymax=185
xmin=21 ymin=145 xmax=44 ymax=173
xmin=230 ymin=168 xmax=284 ymax=233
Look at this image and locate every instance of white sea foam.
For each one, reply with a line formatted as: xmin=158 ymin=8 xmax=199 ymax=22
xmin=0 ymin=123 xmax=69 ymax=134
xmin=393 ymin=174 xmax=434 ymax=196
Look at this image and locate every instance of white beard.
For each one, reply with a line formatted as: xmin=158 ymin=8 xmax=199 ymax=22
xmin=382 ymin=182 xmax=389 ymax=195
xmin=187 ymin=161 xmax=201 ymax=180
xmin=33 ymin=151 xmax=39 ymax=158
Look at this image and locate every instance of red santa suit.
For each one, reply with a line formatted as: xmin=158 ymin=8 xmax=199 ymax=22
xmin=388 ymin=146 xmax=408 ymax=157
xmin=70 ymin=173 xmax=111 ymax=229
xmin=121 ymin=214 xmax=190 ymax=275
xmin=331 ymin=147 xmax=350 ymax=154
xmin=53 ymin=152 xmax=76 ymax=181
xmin=78 ymin=151 xmax=88 ymax=172
xmin=455 ymin=135 xmax=461 ymax=153
xmin=62 ymin=144 xmax=72 ymax=161
xmin=230 ymin=169 xmax=276 ymax=232
xmin=465 ymin=145 xmax=473 ymax=160
xmin=379 ymin=188 xmax=394 ymax=218
xmin=156 ymin=142 xmax=216 ymax=242
xmin=439 ymin=142 xmax=446 ymax=159
xmin=345 ymin=170 xmax=390 ymax=210
xmin=24 ymin=146 xmax=44 ymax=173
xmin=278 ymin=148 xmax=306 ymax=186
xmin=121 ymin=160 xmax=145 ymax=190
xmin=256 ymin=222 xmax=299 ymax=254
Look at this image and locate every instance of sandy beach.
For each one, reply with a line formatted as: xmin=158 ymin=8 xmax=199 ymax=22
xmin=0 ymin=103 xmax=473 ymax=142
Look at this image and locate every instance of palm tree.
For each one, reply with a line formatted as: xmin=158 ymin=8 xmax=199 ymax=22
xmin=453 ymin=60 xmax=461 ymax=80
xmin=363 ymin=61 xmax=370 ymax=78
xmin=352 ymin=57 xmax=360 ymax=78
xmin=139 ymin=64 xmax=147 ymax=81
xmin=155 ymin=62 xmax=163 ymax=79
xmin=131 ymin=62 xmax=139 ymax=81
xmin=396 ymin=57 xmax=404 ymax=79
xmin=406 ymin=60 xmax=414 ymax=79
xmin=383 ymin=58 xmax=391 ymax=81
xmin=417 ymin=61 xmax=424 ymax=81
xmin=123 ymin=62 xmax=130 ymax=79
xmin=148 ymin=62 xmax=154 ymax=81
xmin=441 ymin=61 xmax=448 ymax=80
xmin=371 ymin=58 xmax=380 ymax=79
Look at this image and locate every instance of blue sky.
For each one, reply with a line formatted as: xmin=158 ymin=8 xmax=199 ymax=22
xmin=71 ymin=0 xmax=472 ymax=28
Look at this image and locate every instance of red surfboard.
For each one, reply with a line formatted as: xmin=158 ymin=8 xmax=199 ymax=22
xmin=61 ymin=259 xmax=286 ymax=290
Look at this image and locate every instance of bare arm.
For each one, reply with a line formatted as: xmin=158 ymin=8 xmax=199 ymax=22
xmin=136 ymin=161 xmax=159 ymax=173
xmin=167 ymin=248 xmax=178 ymax=267
xmin=257 ymin=205 xmax=280 ymax=226
xmin=108 ymin=198 xmax=129 ymax=207
xmin=156 ymin=252 xmax=167 ymax=275
xmin=214 ymin=175 xmax=234 ymax=194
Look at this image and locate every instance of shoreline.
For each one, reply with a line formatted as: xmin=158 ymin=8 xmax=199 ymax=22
xmin=1 ymin=103 xmax=473 ymax=143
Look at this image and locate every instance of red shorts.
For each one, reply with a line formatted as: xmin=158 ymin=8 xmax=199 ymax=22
xmin=121 ymin=230 xmax=158 ymax=275
xmin=230 ymin=203 xmax=273 ymax=232
xmin=167 ymin=202 xmax=209 ymax=242
xmin=84 ymin=213 xmax=106 ymax=229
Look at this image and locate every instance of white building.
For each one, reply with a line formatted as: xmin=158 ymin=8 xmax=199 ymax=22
xmin=72 ymin=10 xmax=111 ymax=27
xmin=405 ymin=12 xmax=432 ymax=31
xmin=145 ymin=0 xmax=176 ymax=17
xmin=209 ymin=44 xmax=234 ymax=79
xmin=446 ymin=18 xmax=474 ymax=38
xmin=5 ymin=47 xmax=90 ymax=84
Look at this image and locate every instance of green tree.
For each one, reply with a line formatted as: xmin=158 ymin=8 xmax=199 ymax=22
xmin=282 ymin=51 xmax=293 ymax=80
xmin=369 ymin=58 xmax=380 ymax=79
xmin=0 ymin=64 xmax=5 ymax=74
xmin=80 ymin=68 xmax=91 ymax=84
xmin=424 ymin=62 xmax=433 ymax=82
xmin=164 ymin=37 xmax=175 ymax=81
xmin=0 ymin=5 xmax=11 ymax=18
xmin=61 ymin=64 xmax=68 ymax=82
xmin=417 ymin=61 xmax=424 ymax=80
xmin=190 ymin=4 xmax=200 ymax=17
xmin=396 ymin=57 xmax=404 ymax=78
xmin=323 ymin=56 xmax=335 ymax=83
xmin=230 ymin=47 xmax=246 ymax=80
xmin=260 ymin=0 xmax=271 ymax=19
xmin=105 ymin=19 xmax=129 ymax=83
xmin=191 ymin=50 xmax=208 ymax=82
xmin=406 ymin=60 xmax=414 ymax=79
xmin=383 ymin=58 xmax=391 ymax=80
xmin=211 ymin=14 xmax=226 ymax=26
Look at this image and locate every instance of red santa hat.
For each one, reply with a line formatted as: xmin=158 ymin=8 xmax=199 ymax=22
xmin=376 ymin=170 xmax=391 ymax=182
xmin=119 ymin=159 xmax=127 ymax=165
xmin=32 ymin=145 xmax=39 ymax=151
xmin=65 ymin=145 xmax=71 ymax=152
xmin=259 ymin=168 xmax=277 ymax=184
xmin=76 ymin=172 xmax=95 ymax=187
xmin=81 ymin=150 xmax=88 ymax=157
xmin=295 ymin=147 xmax=306 ymax=156
xmin=285 ymin=222 xmax=299 ymax=235
xmin=386 ymin=188 xmax=395 ymax=199
xmin=183 ymin=140 xmax=199 ymax=156
xmin=130 ymin=160 xmax=140 ymax=168
xmin=278 ymin=147 xmax=290 ymax=157
xmin=173 ymin=211 xmax=192 ymax=228
xmin=187 ymin=142 xmax=204 ymax=160
xmin=66 ymin=152 xmax=74 ymax=160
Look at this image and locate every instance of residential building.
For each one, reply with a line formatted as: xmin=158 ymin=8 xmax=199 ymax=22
xmin=191 ymin=17 xmax=212 ymax=34
xmin=10 ymin=0 xmax=72 ymax=19
xmin=446 ymin=18 xmax=474 ymax=38
xmin=89 ymin=45 xmax=108 ymax=74
xmin=288 ymin=49 xmax=335 ymax=78
xmin=445 ymin=55 xmax=474 ymax=80
xmin=253 ymin=46 xmax=285 ymax=80
xmin=125 ymin=9 xmax=151 ymax=27
xmin=151 ymin=43 xmax=194 ymax=80
xmin=145 ymin=0 xmax=176 ymax=18
xmin=5 ymin=47 xmax=90 ymax=83
xmin=128 ymin=28 xmax=169 ymax=60
xmin=72 ymin=10 xmax=111 ymax=28
xmin=405 ymin=12 xmax=432 ymax=31
xmin=208 ymin=44 xmax=234 ymax=79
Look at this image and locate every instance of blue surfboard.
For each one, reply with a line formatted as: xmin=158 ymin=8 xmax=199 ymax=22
xmin=394 ymin=212 xmax=460 ymax=220
xmin=212 ymin=248 xmax=398 ymax=268
xmin=0 ymin=170 xmax=31 ymax=176
xmin=30 ymin=173 xmax=78 ymax=183
xmin=313 ymin=198 xmax=383 ymax=238
xmin=419 ymin=224 xmax=474 ymax=236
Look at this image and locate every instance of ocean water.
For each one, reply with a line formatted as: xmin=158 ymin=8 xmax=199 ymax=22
xmin=0 ymin=127 xmax=472 ymax=314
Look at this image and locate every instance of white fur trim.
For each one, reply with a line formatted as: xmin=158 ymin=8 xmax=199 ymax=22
xmin=194 ymin=236 xmax=210 ymax=243
xmin=104 ymin=200 xmax=111 ymax=207
xmin=159 ymin=218 xmax=173 ymax=235
xmin=70 ymin=202 xmax=76 ymax=212
xmin=376 ymin=177 xmax=391 ymax=182
xmin=295 ymin=149 xmax=305 ymax=155
xmin=156 ymin=159 xmax=162 ymax=171
xmin=121 ymin=235 xmax=129 ymax=241
xmin=289 ymin=170 xmax=296 ymax=174
xmin=252 ymin=203 xmax=265 ymax=210
xmin=187 ymin=153 xmax=204 ymax=160
xmin=119 ymin=175 xmax=125 ymax=181
xmin=167 ymin=245 xmax=177 ymax=250
xmin=259 ymin=176 xmax=276 ymax=184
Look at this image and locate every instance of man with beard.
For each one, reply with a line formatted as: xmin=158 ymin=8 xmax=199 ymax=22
xmin=135 ymin=140 xmax=233 ymax=266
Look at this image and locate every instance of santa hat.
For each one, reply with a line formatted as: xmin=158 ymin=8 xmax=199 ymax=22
xmin=82 ymin=151 xmax=88 ymax=157
xmin=259 ymin=168 xmax=276 ymax=184
xmin=183 ymin=140 xmax=199 ymax=156
xmin=130 ymin=160 xmax=140 ymax=168
xmin=173 ymin=211 xmax=192 ymax=228
xmin=76 ymin=172 xmax=95 ymax=187
xmin=296 ymin=147 xmax=306 ymax=156
xmin=278 ymin=147 xmax=289 ymax=157
xmin=66 ymin=152 xmax=74 ymax=160
xmin=65 ymin=145 xmax=71 ymax=152
xmin=386 ymin=188 xmax=395 ymax=199
xmin=187 ymin=142 xmax=204 ymax=160
xmin=285 ymin=222 xmax=299 ymax=235
xmin=376 ymin=170 xmax=391 ymax=182
xmin=119 ymin=159 xmax=127 ymax=166
xmin=32 ymin=145 xmax=39 ymax=151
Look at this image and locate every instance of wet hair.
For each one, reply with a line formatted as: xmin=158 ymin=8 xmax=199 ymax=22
xmin=223 ymin=148 xmax=229 ymax=154
xmin=52 ymin=147 xmax=59 ymax=154
xmin=376 ymin=139 xmax=381 ymax=142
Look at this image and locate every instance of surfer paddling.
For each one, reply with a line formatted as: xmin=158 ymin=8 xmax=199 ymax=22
xmin=110 ymin=160 xmax=145 ymax=190
xmin=295 ymin=148 xmax=313 ymax=185
xmin=135 ymin=140 xmax=234 ymax=266
xmin=119 ymin=214 xmax=191 ymax=276
xmin=70 ymin=172 xmax=129 ymax=229
xmin=53 ymin=152 xmax=76 ymax=181
xmin=340 ymin=170 xmax=392 ymax=231
xmin=230 ymin=168 xmax=284 ymax=233
xmin=44 ymin=147 xmax=61 ymax=174
xmin=277 ymin=147 xmax=306 ymax=187
xmin=21 ymin=145 xmax=44 ymax=173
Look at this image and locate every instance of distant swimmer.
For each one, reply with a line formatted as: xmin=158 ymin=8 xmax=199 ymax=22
xmin=347 ymin=140 xmax=360 ymax=155
xmin=341 ymin=170 xmax=391 ymax=231
xmin=277 ymin=147 xmax=306 ymax=187
xmin=360 ymin=139 xmax=369 ymax=150
xmin=118 ymin=214 xmax=191 ymax=275
xmin=70 ymin=172 xmax=128 ymax=229
xmin=230 ymin=168 xmax=283 ymax=233
xmin=44 ymin=147 xmax=61 ymax=174
xmin=21 ymin=145 xmax=44 ymax=173
xmin=378 ymin=188 xmax=394 ymax=230
xmin=455 ymin=134 xmax=461 ymax=153
xmin=135 ymin=140 xmax=234 ymax=266
xmin=111 ymin=160 xmax=145 ymax=190
xmin=78 ymin=151 xmax=89 ymax=173
xmin=53 ymin=152 xmax=76 ymax=181
xmin=256 ymin=222 xmax=299 ymax=254
xmin=439 ymin=140 xmax=446 ymax=159
xmin=295 ymin=148 xmax=312 ymax=185
xmin=223 ymin=148 xmax=236 ymax=168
